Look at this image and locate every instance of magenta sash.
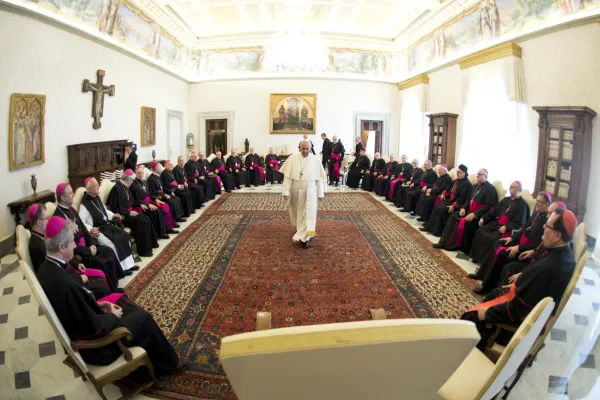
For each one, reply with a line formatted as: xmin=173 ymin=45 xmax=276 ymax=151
xmin=157 ymin=189 xmax=163 ymax=193
xmin=456 ymin=201 xmax=486 ymax=246
xmin=268 ymin=159 xmax=280 ymax=171
xmin=419 ymin=181 xmax=427 ymax=188
xmin=374 ymin=168 xmax=382 ymax=173
xmin=78 ymin=237 xmax=85 ymax=247
xmin=215 ymin=175 xmax=222 ymax=191
xmin=389 ymin=177 xmax=403 ymax=198
xmin=132 ymin=206 xmax=144 ymax=215
xmin=98 ymin=293 xmax=125 ymax=304
xmin=251 ymin=163 xmax=265 ymax=182
xmin=331 ymin=154 xmax=341 ymax=179
xmin=195 ymin=171 xmax=199 ymax=177
xmin=73 ymin=267 xmax=109 ymax=291
xmin=217 ymin=165 xmax=225 ymax=171
xmin=520 ymin=235 xmax=530 ymax=246
xmin=235 ymin=163 xmax=240 ymax=169
xmin=152 ymin=200 xmax=174 ymax=229
xmin=434 ymin=196 xmax=443 ymax=207
xmin=170 ymin=180 xmax=177 ymax=187
xmin=498 ymin=215 xmax=511 ymax=238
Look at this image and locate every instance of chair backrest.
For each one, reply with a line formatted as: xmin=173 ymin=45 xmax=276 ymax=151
xmin=382 ymin=155 xmax=390 ymax=163
xmin=220 ymin=319 xmax=479 ymax=400
xmin=448 ymin=168 xmax=457 ymax=181
xmin=223 ymin=154 xmax=230 ymax=163
xmin=19 ymin=260 xmax=90 ymax=375
xmin=492 ymin=180 xmax=506 ymax=202
xmin=44 ymin=202 xmax=57 ymax=217
xmin=467 ymin=174 xmax=477 ymax=185
xmin=15 ymin=225 xmax=33 ymax=268
xmin=340 ymin=156 xmax=349 ymax=171
xmin=99 ymin=180 xmax=115 ymax=206
xmin=521 ymin=190 xmax=536 ymax=217
xmin=207 ymin=153 xmax=216 ymax=162
xmin=477 ymin=297 xmax=554 ymax=400
xmin=142 ymin=166 xmax=152 ymax=181
xmin=528 ymin=252 xmax=589 ymax=359
xmin=72 ymin=186 xmax=86 ymax=213
xmin=573 ymin=223 xmax=587 ymax=263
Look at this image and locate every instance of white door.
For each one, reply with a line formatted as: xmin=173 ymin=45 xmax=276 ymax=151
xmin=167 ymin=111 xmax=183 ymax=161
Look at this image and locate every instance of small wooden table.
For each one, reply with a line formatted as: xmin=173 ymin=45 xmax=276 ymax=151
xmin=7 ymin=190 xmax=56 ymax=226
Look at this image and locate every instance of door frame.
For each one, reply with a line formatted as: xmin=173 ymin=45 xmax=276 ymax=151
xmin=353 ymin=111 xmax=391 ymax=155
xmin=166 ymin=109 xmax=184 ymax=161
xmin=198 ymin=111 xmax=235 ymax=155
xmin=205 ymin=119 xmax=228 ymax=156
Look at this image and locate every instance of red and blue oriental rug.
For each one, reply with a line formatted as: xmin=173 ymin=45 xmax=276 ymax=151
xmin=126 ymin=192 xmax=479 ymax=399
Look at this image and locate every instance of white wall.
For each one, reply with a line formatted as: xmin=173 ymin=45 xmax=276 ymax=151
xmin=0 ymin=10 xmax=188 ymax=240
xmin=403 ymin=23 xmax=600 ymax=238
xmin=188 ymin=79 xmax=400 ymax=156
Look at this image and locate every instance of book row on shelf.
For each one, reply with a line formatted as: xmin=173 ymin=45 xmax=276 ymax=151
xmin=546 ymin=161 xmax=572 ymax=181
xmin=548 ymin=140 xmax=573 ymax=160
xmin=434 ymin=127 xmax=445 ymax=133
xmin=549 ymin=129 xmax=574 ymax=141
xmin=545 ymin=180 xmax=570 ymax=198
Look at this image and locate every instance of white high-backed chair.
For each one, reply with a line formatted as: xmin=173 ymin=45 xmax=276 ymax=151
xmin=437 ymin=297 xmax=555 ymax=400
xmin=521 ymin=189 xmax=536 ymax=217
xmin=220 ymin=319 xmax=480 ymax=400
xmin=467 ymin=174 xmax=477 ymax=185
xmin=492 ymin=180 xmax=506 ymax=202
xmin=15 ymin=225 xmax=32 ymax=268
xmin=72 ymin=186 xmax=86 ymax=213
xmin=44 ymin=201 xmax=57 ymax=217
xmin=99 ymin=179 xmax=115 ymax=206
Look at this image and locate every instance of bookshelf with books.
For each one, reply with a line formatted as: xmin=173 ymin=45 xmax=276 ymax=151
xmin=427 ymin=113 xmax=457 ymax=169
xmin=533 ymin=106 xmax=596 ymax=219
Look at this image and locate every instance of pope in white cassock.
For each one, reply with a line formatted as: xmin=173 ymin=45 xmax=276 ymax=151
xmin=281 ymin=140 xmax=328 ymax=248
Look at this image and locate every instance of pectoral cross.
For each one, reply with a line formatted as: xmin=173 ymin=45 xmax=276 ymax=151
xmin=82 ymin=70 xmax=115 ymax=129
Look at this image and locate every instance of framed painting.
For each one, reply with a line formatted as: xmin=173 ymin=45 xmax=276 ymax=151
xmin=140 ymin=106 xmax=156 ymax=147
xmin=270 ymin=93 xmax=316 ymax=134
xmin=8 ymin=93 xmax=46 ymax=171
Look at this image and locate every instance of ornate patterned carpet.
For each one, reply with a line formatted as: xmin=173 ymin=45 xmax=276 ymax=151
xmin=126 ymin=192 xmax=480 ymax=399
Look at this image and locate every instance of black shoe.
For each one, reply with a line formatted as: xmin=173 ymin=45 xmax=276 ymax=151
xmin=409 ymin=211 xmax=415 ymax=216
xmin=161 ymin=235 xmax=170 ymax=239
xmin=433 ymin=243 xmax=444 ymax=249
xmin=300 ymin=240 xmax=309 ymax=249
xmin=416 ymin=217 xmax=425 ymax=222
xmin=190 ymin=211 xmax=196 ymax=214
xmin=176 ymin=218 xmax=187 ymax=223
xmin=473 ymin=286 xmax=486 ymax=295
xmin=173 ymin=223 xmax=181 ymax=228
xmin=123 ymin=270 xmax=133 ymax=276
xmin=467 ymin=273 xmax=483 ymax=280
xmin=168 ymin=229 xmax=180 ymax=234
xmin=335 ymin=182 xmax=339 ymax=187
xmin=419 ymin=227 xmax=428 ymax=232
xmin=115 ymin=288 xmax=126 ymax=293
xmin=130 ymin=265 xmax=141 ymax=271
xmin=172 ymin=357 xmax=190 ymax=374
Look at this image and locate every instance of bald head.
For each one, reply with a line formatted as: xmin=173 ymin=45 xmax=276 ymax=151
xmin=332 ymin=135 xmax=338 ymax=143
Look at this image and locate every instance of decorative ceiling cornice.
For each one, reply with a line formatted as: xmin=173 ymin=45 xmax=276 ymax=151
xmin=458 ymin=42 xmax=521 ymax=69
xmin=397 ymin=74 xmax=429 ymax=91
xmin=129 ymin=0 xmax=196 ymax=47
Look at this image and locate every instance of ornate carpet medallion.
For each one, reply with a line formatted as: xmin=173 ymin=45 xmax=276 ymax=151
xmin=126 ymin=193 xmax=479 ymax=399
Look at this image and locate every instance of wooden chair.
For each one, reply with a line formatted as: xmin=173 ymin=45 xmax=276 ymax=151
xmin=485 ymin=249 xmax=589 ymax=398
xmin=220 ymin=319 xmax=480 ymax=400
xmin=437 ymin=297 xmax=554 ymax=400
xmin=15 ymin=230 xmax=157 ymax=400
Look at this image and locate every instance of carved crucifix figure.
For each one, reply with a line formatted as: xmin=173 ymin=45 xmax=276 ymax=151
xmin=82 ymin=70 xmax=115 ymax=129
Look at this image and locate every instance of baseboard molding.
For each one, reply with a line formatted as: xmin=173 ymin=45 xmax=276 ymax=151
xmin=0 ymin=234 xmax=16 ymax=259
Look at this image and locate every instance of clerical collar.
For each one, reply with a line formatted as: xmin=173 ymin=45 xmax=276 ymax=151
xmin=46 ymin=255 xmax=66 ymax=267
xmin=31 ymin=230 xmax=44 ymax=239
xmin=58 ymin=204 xmax=69 ymax=210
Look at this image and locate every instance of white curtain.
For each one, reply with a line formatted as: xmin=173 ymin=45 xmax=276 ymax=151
xmin=399 ymin=83 xmax=430 ymax=162
xmin=458 ymin=57 xmax=533 ymax=191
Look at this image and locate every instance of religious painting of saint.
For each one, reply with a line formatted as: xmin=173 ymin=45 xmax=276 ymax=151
xmin=140 ymin=106 xmax=156 ymax=147
xmin=270 ymin=94 xmax=316 ymax=134
xmin=8 ymin=93 xmax=45 ymax=171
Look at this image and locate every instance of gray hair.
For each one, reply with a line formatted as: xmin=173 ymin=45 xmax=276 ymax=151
xmin=45 ymin=220 xmax=75 ymax=253
xmin=85 ymin=179 xmax=97 ymax=191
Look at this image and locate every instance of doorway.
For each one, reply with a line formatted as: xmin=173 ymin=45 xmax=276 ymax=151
xmin=361 ymin=120 xmax=383 ymax=154
xmin=206 ymin=119 xmax=227 ymax=155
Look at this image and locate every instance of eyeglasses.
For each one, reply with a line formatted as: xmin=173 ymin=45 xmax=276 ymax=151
xmin=543 ymin=223 xmax=558 ymax=231
xmin=476 ymin=173 xmax=486 ymax=176
xmin=509 ymin=186 xmax=519 ymax=189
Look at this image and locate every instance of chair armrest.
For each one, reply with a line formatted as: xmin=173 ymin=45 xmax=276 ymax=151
xmin=496 ymin=323 xmax=519 ymax=333
xmin=71 ymin=327 xmax=134 ymax=361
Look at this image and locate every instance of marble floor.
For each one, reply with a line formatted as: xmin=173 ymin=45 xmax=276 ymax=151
xmin=1 ymin=182 xmax=598 ymax=399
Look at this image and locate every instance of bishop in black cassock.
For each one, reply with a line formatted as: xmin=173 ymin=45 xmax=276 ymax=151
xmin=107 ymin=171 xmax=159 ymax=257
xmin=422 ymin=164 xmax=472 ymax=236
xmin=161 ymin=160 xmax=195 ymax=217
xmin=265 ymin=148 xmax=284 ymax=184
xmin=361 ymin=153 xmax=386 ymax=192
xmin=394 ymin=159 xmax=423 ymax=209
xmin=129 ymin=168 xmax=171 ymax=239
xmin=79 ymin=178 xmax=137 ymax=273
xmin=186 ymin=152 xmax=215 ymax=200
xmin=38 ymin=216 xmax=179 ymax=375
xmin=386 ymin=155 xmax=413 ymax=200
xmin=245 ymin=148 xmax=265 ymax=186
xmin=468 ymin=181 xmax=529 ymax=268
xmin=320 ymin=133 xmax=332 ymax=169
xmin=462 ymin=208 xmax=577 ymax=350
xmin=198 ymin=153 xmax=221 ymax=195
xmin=373 ymin=156 xmax=399 ymax=196
xmin=148 ymin=162 xmax=186 ymax=222
xmin=402 ymin=162 xmax=437 ymax=213
xmin=211 ymin=152 xmax=234 ymax=193
xmin=174 ymin=156 xmax=206 ymax=209
xmin=346 ymin=148 xmax=370 ymax=188
xmin=328 ymin=136 xmax=345 ymax=185
xmin=353 ymin=137 xmax=365 ymax=156
xmin=414 ymin=165 xmax=453 ymax=222
xmin=226 ymin=150 xmax=250 ymax=188
xmin=435 ymin=169 xmax=498 ymax=252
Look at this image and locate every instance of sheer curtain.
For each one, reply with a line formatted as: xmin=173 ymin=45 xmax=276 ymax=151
xmin=399 ymin=84 xmax=429 ymax=162
xmin=458 ymin=57 xmax=533 ymax=191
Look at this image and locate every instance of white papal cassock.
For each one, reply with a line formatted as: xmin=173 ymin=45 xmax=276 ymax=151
xmin=280 ymin=152 xmax=327 ymax=242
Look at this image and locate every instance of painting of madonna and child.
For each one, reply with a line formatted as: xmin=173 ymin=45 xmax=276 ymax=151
xmin=270 ymin=94 xmax=316 ymax=134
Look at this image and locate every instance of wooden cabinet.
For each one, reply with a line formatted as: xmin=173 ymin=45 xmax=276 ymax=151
xmin=533 ymin=107 xmax=596 ymax=219
xmin=427 ymin=113 xmax=457 ymax=169
xmin=67 ymin=140 xmax=127 ymax=189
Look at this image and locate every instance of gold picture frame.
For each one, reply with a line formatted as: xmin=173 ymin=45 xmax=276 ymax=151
xmin=270 ymin=93 xmax=316 ymax=134
xmin=8 ymin=93 xmax=46 ymax=171
xmin=140 ymin=106 xmax=156 ymax=147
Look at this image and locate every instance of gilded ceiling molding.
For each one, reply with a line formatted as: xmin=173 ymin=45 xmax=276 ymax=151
xmin=398 ymin=74 xmax=429 ymax=91
xmin=459 ymin=42 xmax=522 ymax=70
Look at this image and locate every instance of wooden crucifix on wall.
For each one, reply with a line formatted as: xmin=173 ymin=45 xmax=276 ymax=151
xmin=82 ymin=69 xmax=115 ymax=129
